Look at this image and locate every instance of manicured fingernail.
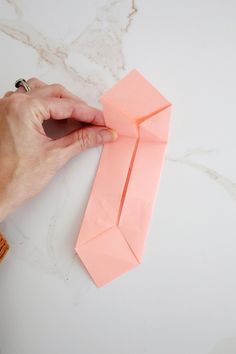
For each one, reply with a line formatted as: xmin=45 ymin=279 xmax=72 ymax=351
xmin=97 ymin=129 xmax=118 ymax=143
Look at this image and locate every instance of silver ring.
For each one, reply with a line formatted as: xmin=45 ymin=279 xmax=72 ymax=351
xmin=15 ymin=78 xmax=31 ymax=92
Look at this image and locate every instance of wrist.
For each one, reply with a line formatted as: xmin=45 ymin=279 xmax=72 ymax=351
xmin=0 ymin=157 xmax=20 ymax=221
xmin=0 ymin=192 xmax=14 ymax=222
xmin=0 ymin=176 xmax=17 ymax=222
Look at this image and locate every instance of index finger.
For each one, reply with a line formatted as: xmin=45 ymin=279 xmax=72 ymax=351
xmin=41 ymin=97 xmax=105 ymax=126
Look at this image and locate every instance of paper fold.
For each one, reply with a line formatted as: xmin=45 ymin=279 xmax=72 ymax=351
xmin=75 ymin=70 xmax=171 ymax=287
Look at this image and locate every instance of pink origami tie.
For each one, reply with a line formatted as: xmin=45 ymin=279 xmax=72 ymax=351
xmin=75 ymin=70 xmax=171 ymax=287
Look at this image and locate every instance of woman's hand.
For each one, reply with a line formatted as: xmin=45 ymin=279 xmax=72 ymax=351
xmin=0 ymin=78 xmax=117 ymax=221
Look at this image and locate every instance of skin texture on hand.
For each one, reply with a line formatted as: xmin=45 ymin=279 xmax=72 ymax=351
xmin=0 ymin=78 xmax=117 ymax=222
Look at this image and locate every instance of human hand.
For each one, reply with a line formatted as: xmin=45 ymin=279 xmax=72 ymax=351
xmin=0 ymin=78 xmax=117 ymax=221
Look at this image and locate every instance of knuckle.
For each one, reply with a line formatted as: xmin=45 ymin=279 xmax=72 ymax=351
xmin=50 ymin=83 xmax=65 ymax=94
xmin=76 ymin=129 xmax=94 ymax=150
xmin=27 ymin=77 xmax=38 ymax=85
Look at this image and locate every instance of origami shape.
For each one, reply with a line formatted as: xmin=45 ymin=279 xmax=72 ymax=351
xmin=75 ymin=70 xmax=171 ymax=287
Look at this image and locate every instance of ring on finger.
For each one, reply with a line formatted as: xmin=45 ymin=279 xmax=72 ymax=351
xmin=15 ymin=78 xmax=31 ymax=92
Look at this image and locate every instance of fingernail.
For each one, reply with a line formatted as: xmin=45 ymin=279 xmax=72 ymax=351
xmin=97 ymin=129 xmax=118 ymax=143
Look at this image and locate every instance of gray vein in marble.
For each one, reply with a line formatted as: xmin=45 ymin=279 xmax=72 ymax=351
xmin=71 ymin=0 xmax=138 ymax=80
xmin=46 ymin=183 xmax=68 ymax=274
xmin=0 ymin=0 xmax=138 ymax=94
xmin=0 ymin=175 xmax=71 ymax=280
xmin=125 ymin=0 xmax=138 ymax=32
xmin=167 ymin=151 xmax=236 ymax=201
xmin=45 ymin=173 xmax=79 ymax=283
xmin=5 ymin=0 xmax=22 ymax=17
xmin=0 ymin=20 xmax=95 ymax=87
xmin=2 ymin=216 xmax=59 ymax=275
xmin=64 ymin=253 xmax=77 ymax=282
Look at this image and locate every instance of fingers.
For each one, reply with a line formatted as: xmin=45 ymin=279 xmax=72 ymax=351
xmin=8 ymin=78 xmax=85 ymax=103
xmin=15 ymin=79 xmax=85 ymax=104
xmin=5 ymin=78 xmax=105 ymax=125
xmin=2 ymin=78 xmax=46 ymax=97
xmin=52 ymin=125 xmax=117 ymax=165
xmin=42 ymin=97 xmax=105 ymax=126
xmin=33 ymin=83 xmax=85 ymax=103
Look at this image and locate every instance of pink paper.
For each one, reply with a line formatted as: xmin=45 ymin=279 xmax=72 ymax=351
xmin=75 ymin=70 xmax=171 ymax=287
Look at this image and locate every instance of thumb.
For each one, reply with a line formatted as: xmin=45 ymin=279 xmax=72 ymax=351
xmin=53 ymin=125 xmax=117 ymax=161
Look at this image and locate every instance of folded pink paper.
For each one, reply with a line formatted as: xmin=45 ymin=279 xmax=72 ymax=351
xmin=75 ymin=70 xmax=171 ymax=287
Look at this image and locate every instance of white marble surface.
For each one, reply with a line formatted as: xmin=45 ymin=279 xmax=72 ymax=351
xmin=0 ymin=1 xmax=236 ymax=353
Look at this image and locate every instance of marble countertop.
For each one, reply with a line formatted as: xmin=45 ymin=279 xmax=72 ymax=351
xmin=0 ymin=1 xmax=236 ymax=353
